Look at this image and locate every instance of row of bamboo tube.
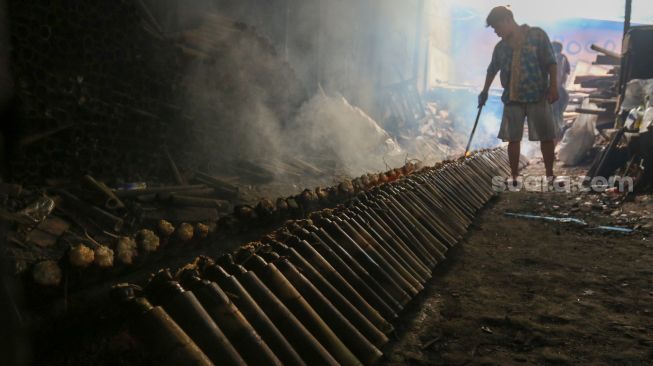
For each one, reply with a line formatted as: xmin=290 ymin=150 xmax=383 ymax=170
xmin=113 ymin=149 xmax=525 ymax=365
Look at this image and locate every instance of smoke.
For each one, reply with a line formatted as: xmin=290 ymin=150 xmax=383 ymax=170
xmin=178 ymin=21 xmax=301 ymax=170
xmin=182 ymin=53 xmax=405 ymax=179
xmin=147 ymin=1 xmax=470 ymax=185
xmin=178 ymin=17 xmax=407 ymax=182
xmin=286 ymin=91 xmax=404 ymax=176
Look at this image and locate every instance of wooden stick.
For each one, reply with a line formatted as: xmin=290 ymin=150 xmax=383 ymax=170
xmin=114 ymin=185 xmax=206 ymax=198
xmin=576 ymin=107 xmax=608 ymax=115
xmin=194 ymin=172 xmax=239 ymax=192
xmin=55 ymin=190 xmax=124 ymax=232
xmin=83 ymin=175 xmax=125 ymax=210
xmin=19 ymin=124 xmax=74 ymax=147
xmin=165 ymin=148 xmax=186 ymax=185
xmin=591 ymin=44 xmax=621 ymax=59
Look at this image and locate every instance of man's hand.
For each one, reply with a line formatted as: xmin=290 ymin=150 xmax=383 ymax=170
xmin=478 ymin=91 xmax=489 ymax=107
xmin=546 ymin=87 xmax=559 ymax=104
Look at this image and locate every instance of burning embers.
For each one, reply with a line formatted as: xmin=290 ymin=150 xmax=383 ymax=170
xmin=110 ymin=149 xmax=512 ymax=365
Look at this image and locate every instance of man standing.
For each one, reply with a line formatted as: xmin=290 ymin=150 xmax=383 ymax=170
xmin=478 ymin=6 xmax=559 ymax=184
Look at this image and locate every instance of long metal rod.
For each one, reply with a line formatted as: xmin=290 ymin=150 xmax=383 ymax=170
xmin=623 ymin=0 xmax=632 ymax=39
xmin=464 ymin=105 xmax=484 ymax=155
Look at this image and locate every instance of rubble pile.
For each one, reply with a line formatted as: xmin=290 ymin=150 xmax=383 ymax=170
xmin=560 ymin=27 xmax=653 ymax=193
xmin=410 ymin=102 xmax=475 ymax=159
xmin=522 ymin=190 xmax=645 ymax=229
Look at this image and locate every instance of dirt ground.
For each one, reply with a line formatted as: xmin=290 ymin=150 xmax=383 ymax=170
xmin=380 ymin=160 xmax=653 ymax=366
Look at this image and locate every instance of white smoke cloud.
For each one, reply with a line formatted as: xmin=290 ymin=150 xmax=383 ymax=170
xmin=287 ymin=91 xmax=404 ymax=177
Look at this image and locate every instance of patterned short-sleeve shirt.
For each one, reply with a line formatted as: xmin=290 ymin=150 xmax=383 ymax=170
xmin=487 ymin=25 xmax=557 ymax=104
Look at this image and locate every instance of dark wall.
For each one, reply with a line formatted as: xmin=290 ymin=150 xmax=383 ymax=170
xmin=6 ymin=0 xmax=306 ymax=185
xmin=7 ymin=0 xmax=187 ymax=185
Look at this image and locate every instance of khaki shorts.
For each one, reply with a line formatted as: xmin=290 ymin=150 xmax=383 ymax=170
xmin=497 ymin=99 xmax=559 ymax=142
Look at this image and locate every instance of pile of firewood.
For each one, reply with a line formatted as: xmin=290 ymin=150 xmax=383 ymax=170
xmin=570 ymin=44 xmax=621 ymax=129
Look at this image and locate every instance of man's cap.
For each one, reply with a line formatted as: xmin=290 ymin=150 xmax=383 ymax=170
xmin=486 ymin=6 xmax=513 ymax=27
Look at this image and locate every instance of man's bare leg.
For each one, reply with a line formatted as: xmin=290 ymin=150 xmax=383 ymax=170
xmin=508 ymin=141 xmax=520 ymax=180
xmin=540 ymin=140 xmax=555 ymax=177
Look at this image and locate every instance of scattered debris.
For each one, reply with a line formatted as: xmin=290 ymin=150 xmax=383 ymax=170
xmin=420 ymin=336 xmax=442 ymax=350
xmin=481 ymin=326 xmax=494 ymax=334
xmin=590 ymin=226 xmax=635 ymax=234
xmin=32 ymin=261 xmax=63 ymax=287
xmin=504 ymin=212 xmax=635 ymax=233
xmin=504 ymin=212 xmax=587 ymax=225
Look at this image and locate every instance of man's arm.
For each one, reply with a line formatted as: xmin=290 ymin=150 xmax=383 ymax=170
xmin=479 ymin=44 xmax=501 ymax=107
xmin=479 ymin=70 xmax=498 ymax=107
xmin=482 ymin=71 xmax=498 ymax=94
